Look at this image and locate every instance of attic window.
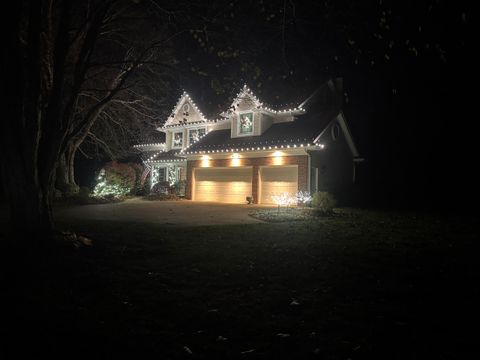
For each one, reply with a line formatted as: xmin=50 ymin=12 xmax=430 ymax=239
xmin=238 ymin=112 xmax=254 ymax=135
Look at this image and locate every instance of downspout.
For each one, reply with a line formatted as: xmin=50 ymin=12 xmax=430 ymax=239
xmin=307 ymin=150 xmax=311 ymax=193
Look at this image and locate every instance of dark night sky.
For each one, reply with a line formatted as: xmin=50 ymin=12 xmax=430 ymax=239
xmin=79 ymin=0 xmax=475 ymax=210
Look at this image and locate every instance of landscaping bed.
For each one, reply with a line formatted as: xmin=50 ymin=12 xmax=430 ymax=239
xmin=249 ymin=207 xmax=318 ymax=222
xmin=249 ymin=207 xmax=354 ymax=222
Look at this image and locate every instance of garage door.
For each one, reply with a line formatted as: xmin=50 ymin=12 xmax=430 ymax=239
xmin=194 ymin=167 xmax=252 ymax=203
xmin=260 ymin=166 xmax=298 ymax=204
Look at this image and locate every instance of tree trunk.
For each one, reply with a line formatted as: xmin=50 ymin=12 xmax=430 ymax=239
xmin=55 ymin=145 xmax=79 ymax=195
xmin=1 ymin=147 xmax=56 ymax=244
xmin=67 ymin=143 xmax=78 ymax=186
xmin=56 ymin=153 xmax=69 ymax=192
xmin=1 ymin=1 xmax=60 ymax=243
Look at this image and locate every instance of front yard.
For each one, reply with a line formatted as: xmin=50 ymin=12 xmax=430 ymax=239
xmin=3 ymin=210 xmax=478 ymax=358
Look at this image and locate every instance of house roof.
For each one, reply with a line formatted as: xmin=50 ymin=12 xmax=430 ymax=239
xmin=143 ymin=149 xmax=186 ymax=163
xmin=132 ymin=131 xmax=165 ymax=147
xmin=184 ymin=110 xmax=337 ymax=153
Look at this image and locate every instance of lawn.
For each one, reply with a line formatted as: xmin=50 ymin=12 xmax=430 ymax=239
xmin=3 ymin=210 xmax=478 ymax=358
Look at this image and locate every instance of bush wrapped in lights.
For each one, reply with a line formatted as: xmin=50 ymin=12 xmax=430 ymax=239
xmin=92 ymin=166 xmax=132 ymax=199
xmin=92 ymin=182 xmax=130 ymax=199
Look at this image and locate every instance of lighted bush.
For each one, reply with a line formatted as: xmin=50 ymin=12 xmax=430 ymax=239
xmin=93 ymin=180 xmax=130 ymax=199
xmin=104 ymin=161 xmax=136 ymax=191
xmin=312 ymin=191 xmax=337 ymax=215
xmin=92 ymin=161 xmax=137 ymax=199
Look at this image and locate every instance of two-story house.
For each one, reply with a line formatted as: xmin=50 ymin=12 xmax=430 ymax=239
xmin=135 ymin=78 xmax=363 ymax=204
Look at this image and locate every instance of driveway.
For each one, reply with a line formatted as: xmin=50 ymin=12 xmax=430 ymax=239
xmin=54 ymin=198 xmax=272 ymax=226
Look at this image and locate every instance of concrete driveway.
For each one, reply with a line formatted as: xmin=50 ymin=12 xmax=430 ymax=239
xmin=54 ymin=198 xmax=272 ymax=226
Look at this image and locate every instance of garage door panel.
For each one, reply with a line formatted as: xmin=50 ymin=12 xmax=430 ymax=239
xmin=260 ymin=166 xmax=298 ymax=204
xmin=194 ymin=167 xmax=252 ymax=203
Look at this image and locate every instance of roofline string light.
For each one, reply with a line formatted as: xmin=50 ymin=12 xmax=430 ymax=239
xmin=179 ymin=129 xmax=211 ymax=154
xmin=162 ymin=85 xmax=307 ymax=131
xmin=159 ymin=119 xmax=221 ymax=130
xmin=183 ymin=143 xmax=324 ymax=155
xmin=144 ymin=150 xmax=165 ymax=162
xmin=227 ymin=84 xmax=306 ymax=115
xmin=146 ymin=158 xmax=187 ymax=164
xmin=164 ymin=92 xmax=208 ymax=126
xmin=133 ymin=142 xmax=165 ymax=148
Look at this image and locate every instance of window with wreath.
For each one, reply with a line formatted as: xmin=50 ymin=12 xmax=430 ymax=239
xmin=173 ymin=132 xmax=183 ymax=148
xmin=188 ymin=128 xmax=206 ymax=145
xmin=238 ymin=112 xmax=254 ymax=135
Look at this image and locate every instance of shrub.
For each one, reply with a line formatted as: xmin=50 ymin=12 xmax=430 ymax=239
xmin=104 ymin=161 xmax=136 ymax=193
xmin=150 ymin=181 xmax=171 ymax=195
xmin=92 ymin=162 xmax=135 ymax=199
xmin=128 ymin=162 xmax=145 ymax=195
xmin=93 ymin=182 xmax=130 ymax=199
xmin=173 ymin=180 xmax=187 ymax=197
xmin=312 ymin=191 xmax=337 ymax=215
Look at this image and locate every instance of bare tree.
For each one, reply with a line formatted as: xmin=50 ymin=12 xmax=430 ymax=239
xmin=1 ymin=0 xmax=177 ymax=241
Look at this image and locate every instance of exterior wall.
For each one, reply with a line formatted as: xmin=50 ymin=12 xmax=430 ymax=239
xmin=186 ymin=155 xmax=308 ymax=203
xmin=179 ymin=165 xmax=187 ymax=181
xmin=165 ymin=132 xmax=172 ymax=150
xmin=259 ymin=113 xmax=273 ymax=134
xmin=310 ymin=120 xmax=355 ymax=205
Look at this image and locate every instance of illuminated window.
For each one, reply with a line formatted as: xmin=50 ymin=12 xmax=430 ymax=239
xmin=188 ymin=128 xmax=206 ymax=145
xmin=173 ymin=132 xmax=183 ymax=148
xmin=238 ymin=112 xmax=254 ymax=135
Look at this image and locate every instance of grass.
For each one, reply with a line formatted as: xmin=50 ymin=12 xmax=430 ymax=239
xmin=3 ymin=210 xmax=478 ymax=358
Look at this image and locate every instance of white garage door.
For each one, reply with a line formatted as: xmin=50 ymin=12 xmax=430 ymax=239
xmin=260 ymin=166 xmax=298 ymax=204
xmin=194 ymin=167 xmax=252 ymax=203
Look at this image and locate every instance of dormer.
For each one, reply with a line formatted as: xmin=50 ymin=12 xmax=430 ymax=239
xmin=158 ymin=92 xmax=209 ymax=151
xmin=226 ymin=85 xmax=306 ymax=139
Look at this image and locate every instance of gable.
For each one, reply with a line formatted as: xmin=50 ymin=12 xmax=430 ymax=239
xmin=222 ymin=85 xmax=262 ymax=119
xmin=314 ymin=113 xmax=360 ymax=158
xmin=164 ymin=93 xmax=207 ymax=127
